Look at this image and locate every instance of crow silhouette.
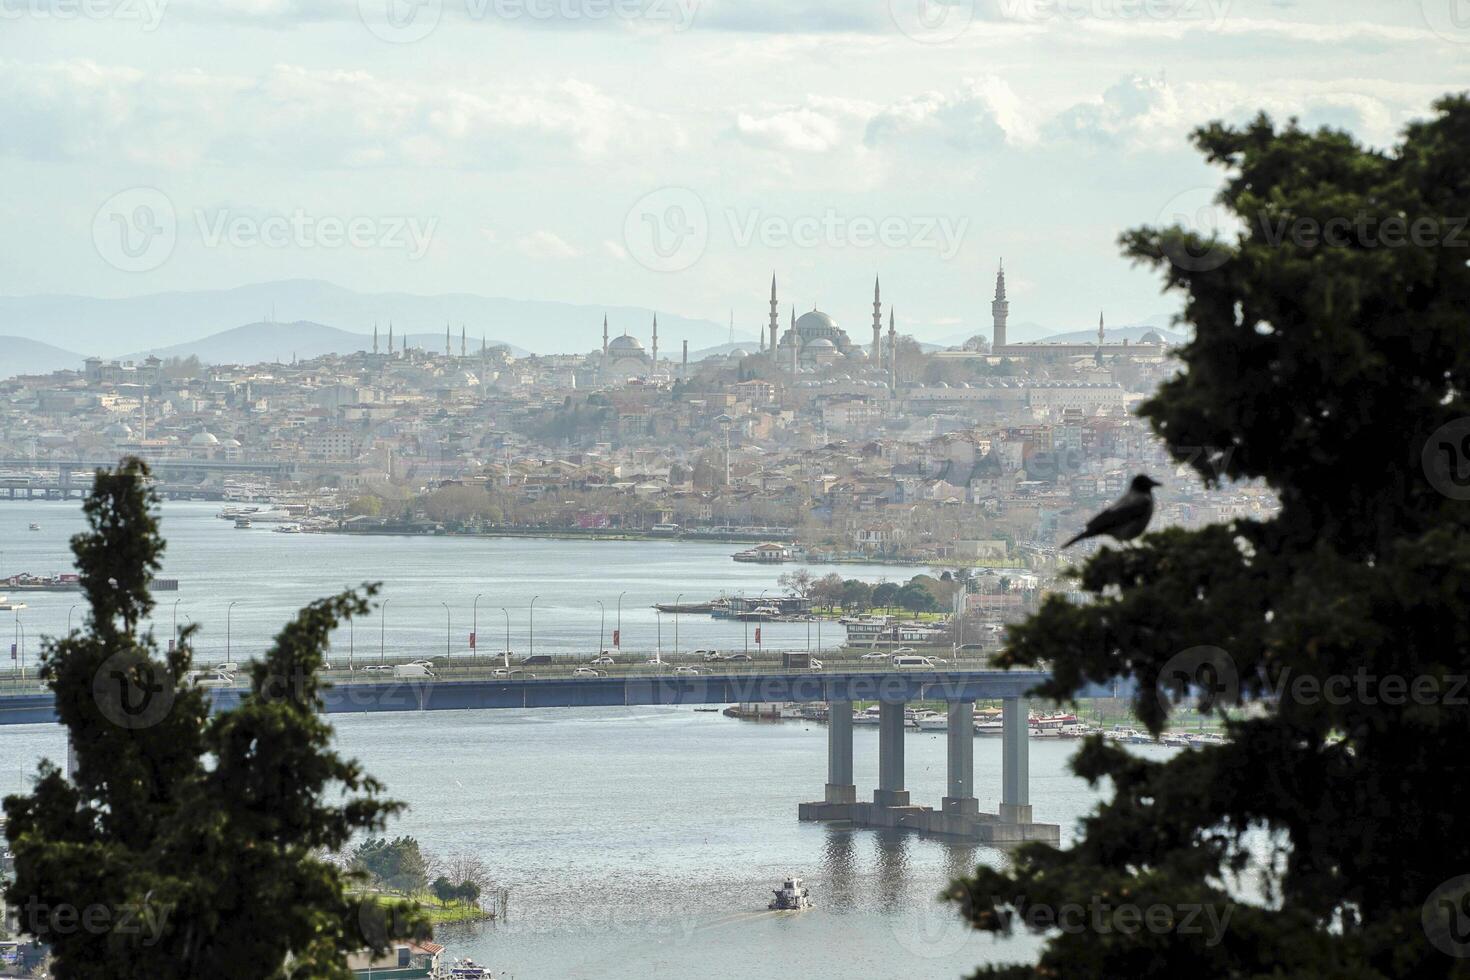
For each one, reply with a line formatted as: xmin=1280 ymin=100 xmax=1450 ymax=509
xmin=1061 ymin=474 xmax=1160 ymax=548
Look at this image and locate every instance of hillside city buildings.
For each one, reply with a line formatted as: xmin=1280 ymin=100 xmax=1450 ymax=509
xmin=0 ymin=269 xmax=1275 ymax=574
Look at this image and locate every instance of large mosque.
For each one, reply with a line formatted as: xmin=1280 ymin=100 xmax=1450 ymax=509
xmin=763 ymin=275 xmax=896 ymax=381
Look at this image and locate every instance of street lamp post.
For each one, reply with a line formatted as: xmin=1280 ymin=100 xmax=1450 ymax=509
xmin=348 ymin=616 xmax=355 ymax=671
xmin=596 ymin=600 xmax=605 ymax=655
xmin=226 ymin=600 xmax=239 ymax=664
xmin=673 ymin=593 xmax=683 ymax=656
xmin=380 ymin=598 xmax=390 ymax=664
xmin=472 ymin=593 xmax=483 ymax=666
xmin=67 ymin=604 xmax=78 ymax=634
xmin=500 ymin=607 xmax=511 ymax=668
xmin=172 ymin=598 xmax=182 ymax=652
xmin=655 ymin=610 xmax=662 ymax=663
xmin=616 ymin=591 xmax=627 ymax=652
xmin=529 ymin=596 xmax=539 ymax=659
xmin=14 ymin=612 xmax=24 ymax=680
xmin=441 ymin=602 xmax=451 ymax=661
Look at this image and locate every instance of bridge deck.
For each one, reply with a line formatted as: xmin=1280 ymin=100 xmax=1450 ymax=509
xmin=0 ymin=668 xmax=1064 ymax=727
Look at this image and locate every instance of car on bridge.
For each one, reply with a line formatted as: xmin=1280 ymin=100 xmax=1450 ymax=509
xmin=673 ymin=666 xmax=705 ymax=676
xmin=572 ymin=667 xmax=607 ymax=678
xmin=590 ymin=654 xmax=615 ymax=665
xmin=492 ymin=668 xmax=535 ymax=678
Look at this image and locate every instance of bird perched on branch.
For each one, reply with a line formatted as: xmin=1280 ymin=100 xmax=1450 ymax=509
xmin=1061 ymin=474 xmax=1161 ymax=548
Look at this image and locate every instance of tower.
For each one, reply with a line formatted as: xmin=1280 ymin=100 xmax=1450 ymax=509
xmin=768 ymin=274 xmax=780 ymax=362
xmin=445 ymin=322 xmax=451 ymax=357
xmin=651 ymin=314 xmax=658 ymax=367
xmin=992 ymin=260 xmax=1009 ymax=351
xmin=602 ymin=315 xmax=609 ymax=356
xmin=388 ymin=322 xmax=394 ymax=355
xmin=871 ymin=275 xmax=882 ymax=362
xmin=461 ymin=325 xmax=466 ymax=358
xmin=373 ymin=322 xmax=379 ymax=355
xmin=791 ymin=305 xmax=798 ymax=373
xmin=1097 ymin=310 xmax=1105 ymax=346
xmin=682 ymin=339 xmax=688 ymax=380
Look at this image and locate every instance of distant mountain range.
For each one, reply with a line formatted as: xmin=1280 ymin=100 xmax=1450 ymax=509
xmin=0 ymin=279 xmax=730 ymax=358
xmin=125 ymin=321 xmax=533 ymax=364
xmin=0 ymin=336 xmax=87 ymax=378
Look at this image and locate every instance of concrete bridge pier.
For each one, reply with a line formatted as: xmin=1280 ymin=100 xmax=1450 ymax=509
xmin=873 ymin=700 xmax=910 ymax=807
xmin=824 ymin=699 xmax=856 ymax=804
xmin=1000 ymin=696 xmax=1032 ymax=825
xmin=942 ymin=700 xmax=978 ymax=816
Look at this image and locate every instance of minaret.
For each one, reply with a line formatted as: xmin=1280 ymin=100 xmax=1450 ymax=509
xmin=1097 ymin=310 xmax=1105 ymax=346
xmin=682 ymin=339 xmax=688 ymax=380
xmin=887 ymin=307 xmax=898 ymax=391
xmin=768 ymin=274 xmax=780 ymax=362
xmin=445 ymin=323 xmax=451 ymax=357
xmin=373 ymin=322 xmax=379 ymax=355
xmin=651 ymin=314 xmax=658 ymax=367
xmin=388 ymin=322 xmax=394 ymax=355
xmin=790 ymin=305 xmax=798 ymax=373
xmin=602 ymin=315 xmax=609 ymax=356
xmin=871 ymin=275 xmax=882 ymax=361
xmin=992 ymin=260 xmax=1009 ymax=351
xmin=461 ymin=325 xmax=467 ymax=358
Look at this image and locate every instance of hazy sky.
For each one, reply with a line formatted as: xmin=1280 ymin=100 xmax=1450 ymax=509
xmin=0 ymin=0 xmax=1463 ymax=344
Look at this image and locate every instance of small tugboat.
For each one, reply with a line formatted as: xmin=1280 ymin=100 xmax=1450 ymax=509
xmin=768 ymin=876 xmax=813 ymax=911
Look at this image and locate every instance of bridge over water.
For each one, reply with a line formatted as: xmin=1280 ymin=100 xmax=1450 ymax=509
xmin=0 ymin=664 xmax=1101 ymax=845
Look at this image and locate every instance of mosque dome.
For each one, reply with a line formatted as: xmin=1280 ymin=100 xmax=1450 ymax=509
xmin=189 ymin=432 xmax=219 ymax=447
xmin=794 ymin=310 xmax=838 ymax=334
xmin=727 ymin=348 xmax=749 ymax=359
xmin=1139 ymin=330 xmax=1165 ymax=346
xmin=807 ymin=338 xmax=836 ymax=349
xmin=608 ymin=335 xmax=645 ymax=352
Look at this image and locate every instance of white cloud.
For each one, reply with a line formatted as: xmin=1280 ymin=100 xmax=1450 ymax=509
xmin=516 ymin=230 xmax=581 ymax=259
xmin=865 ymin=77 xmax=1033 ymax=151
xmin=0 ymin=60 xmax=669 ymax=169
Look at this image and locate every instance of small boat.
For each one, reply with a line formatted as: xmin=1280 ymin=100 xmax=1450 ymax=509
xmin=273 ymin=523 xmax=302 ymax=534
xmin=234 ymin=517 xmax=253 ymax=529
xmin=769 ymin=876 xmax=813 ymax=911
xmin=915 ymin=711 xmax=948 ymax=731
xmin=28 ymin=523 xmax=40 ymax=531
xmin=1188 ymin=732 xmax=1228 ymax=747
xmin=441 ymin=959 xmax=498 ymax=979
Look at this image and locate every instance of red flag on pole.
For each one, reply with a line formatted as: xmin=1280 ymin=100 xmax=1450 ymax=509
xmin=469 ymin=632 xmax=477 ymax=649
xmin=754 ymin=627 xmax=762 ymax=645
xmin=613 ymin=629 xmax=621 ymax=647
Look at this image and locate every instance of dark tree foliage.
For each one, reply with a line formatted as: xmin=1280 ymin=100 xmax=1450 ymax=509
xmin=949 ymin=96 xmax=1470 ymax=978
xmin=3 ymin=458 xmax=428 ymax=979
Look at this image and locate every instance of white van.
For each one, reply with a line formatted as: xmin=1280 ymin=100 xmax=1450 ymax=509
xmin=891 ymin=654 xmax=935 ymax=669
xmin=392 ymin=663 xmax=436 ymax=679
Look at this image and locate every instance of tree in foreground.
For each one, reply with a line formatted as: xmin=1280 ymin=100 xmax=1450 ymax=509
xmin=950 ymin=96 xmax=1470 ymax=978
xmin=3 ymin=458 xmax=427 ymax=979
